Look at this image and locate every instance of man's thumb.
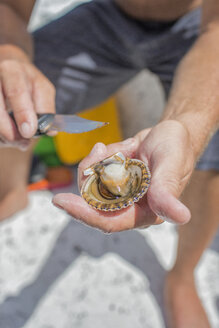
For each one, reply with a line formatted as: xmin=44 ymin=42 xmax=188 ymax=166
xmin=147 ymin=184 xmax=191 ymax=224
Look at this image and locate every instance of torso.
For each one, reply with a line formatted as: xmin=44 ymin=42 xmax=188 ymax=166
xmin=114 ymin=0 xmax=201 ymax=21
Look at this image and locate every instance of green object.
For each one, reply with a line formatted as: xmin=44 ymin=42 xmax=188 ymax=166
xmin=34 ymin=135 xmax=62 ymax=167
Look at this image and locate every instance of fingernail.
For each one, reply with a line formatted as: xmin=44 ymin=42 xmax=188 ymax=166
xmin=159 ymin=216 xmax=176 ymax=224
xmin=47 ymin=131 xmax=58 ymax=137
xmin=52 ymin=195 xmax=68 ymax=210
xmin=156 ymin=212 xmax=176 ymax=224
xmin=20 ymin=122 xmax=32 ymax=138
xmin=90 ymin=144 xmax=97 ymax=156
xmin=52 ymin=201 xmax=64 ymax=210
xmin=19 ymin=144 xmax=29 ymax=152
xmin=90 ymin=142 xmax=105 ymax=156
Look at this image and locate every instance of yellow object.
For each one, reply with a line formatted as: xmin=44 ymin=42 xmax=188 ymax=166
xmin=54 ymin=97 xmax=122 ymax=164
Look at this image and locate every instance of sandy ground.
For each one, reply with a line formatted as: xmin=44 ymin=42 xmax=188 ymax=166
xmin=0 ymin=1 xmax=219 ymax=327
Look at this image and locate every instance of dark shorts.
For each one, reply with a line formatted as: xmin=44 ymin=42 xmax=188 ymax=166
xmin=33 ymin=0 xmax=219 ymax=171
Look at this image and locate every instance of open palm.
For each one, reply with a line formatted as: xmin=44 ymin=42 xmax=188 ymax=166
xmin=53 ymin=120 xmax=194 ymax=232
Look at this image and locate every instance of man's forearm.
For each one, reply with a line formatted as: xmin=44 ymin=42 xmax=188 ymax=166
xmin=162 ymin=29 xmax=219 ymax=159
xmin=0 ymin=3 xmax=33 ymax=60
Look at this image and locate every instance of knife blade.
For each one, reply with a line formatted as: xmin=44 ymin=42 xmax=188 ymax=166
xmin=37 ymin=114 xmax=108 ymax=135
xmin=10 ymin=113 xmax=108 ymax=136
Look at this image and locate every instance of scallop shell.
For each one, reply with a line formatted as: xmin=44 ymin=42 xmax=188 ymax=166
xmin=81 ymin=152 xmax=151 ymax=211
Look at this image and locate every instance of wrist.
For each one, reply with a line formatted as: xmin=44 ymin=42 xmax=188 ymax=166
xmin=161 ymin=109 xmax=215 ymax=160
xmin=0 ymin=44 xmax=31 ymax=62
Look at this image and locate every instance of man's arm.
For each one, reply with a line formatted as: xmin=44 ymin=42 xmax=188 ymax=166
xmin=0 ymin=0 xmax=35 ymax=22
xmin=0 ymin=0 xmax=55 ymax=146
xmin=114 ymin=0 xmax=200 ymax=20
xmin=162 ymin=0 xmax=219 ymax=159
xmin=52 ymin=1 xmax=219 ymax=232
xmin=0 ymin=0 xmax=35 ymax=57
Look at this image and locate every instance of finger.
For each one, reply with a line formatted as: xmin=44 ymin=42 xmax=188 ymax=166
xmin=0 ymin=73 xmax=32 ymax=145
xmin=135 ymin=128 xmax=151 ymax=144
xmin=14 ymin=139 xmax=31 ymax=151
xmin=138 ymin=124 xmax=192 ymax=224
xmin=78 ymin=138 xmax=139 ymax=189
xmin=105 ymin=137 xmax=139 ymax=158
xmin=147 ymin=185 xmax=191 ymax=224
xmin=10 ymin=141 xmax=30 ymax=151
xmin=52 ymin=193 xmax=162 ymax=232
xmin=0 ymin=83 xmax=16 ymax=142
xmin=146 ymin=153 xmax=191 ymax=224
xmin=1 ymin=60 xmax=37 ymax=138
xmin=78 ymin=142 xmax=108 ymax=188
xmin=31 ymin=69 xmax=56 ymax=114
xmin=0 ymin=136 xmax=30 ymax=150
xmin=46 ymin=130 xmax=58 ymax=137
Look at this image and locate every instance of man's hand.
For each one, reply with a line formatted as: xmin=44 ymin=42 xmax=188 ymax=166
xmin=53 ymin=120 xmax=193 ymax=232
xmin=0 ymin=49 xmax=55 ymax=150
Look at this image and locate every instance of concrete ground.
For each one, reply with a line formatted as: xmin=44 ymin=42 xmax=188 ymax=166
xmin=0 ymin=1 xmax=218 ymax=327
xmin=0 ymin=184 xmax=218 ymax=328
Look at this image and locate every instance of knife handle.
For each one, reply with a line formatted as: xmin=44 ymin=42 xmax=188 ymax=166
xmin=36 ymin=114 xmax=55 ymax=135
xmin=9 ymin=112 xmax=55 ymax=137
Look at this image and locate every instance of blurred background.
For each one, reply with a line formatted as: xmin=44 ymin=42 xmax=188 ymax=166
xmin=0 ymin=1 xmax=218 ymax=327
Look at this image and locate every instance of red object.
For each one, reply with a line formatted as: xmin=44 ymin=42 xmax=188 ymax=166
xmin=28 ymin=166 xmax=74 ymax=191
xmin=28 ymin=179 xmax=49 ymax=191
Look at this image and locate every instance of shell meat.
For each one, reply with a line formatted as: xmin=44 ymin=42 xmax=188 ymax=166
xmin=81 ymin=152 xmax=151 ymax=211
